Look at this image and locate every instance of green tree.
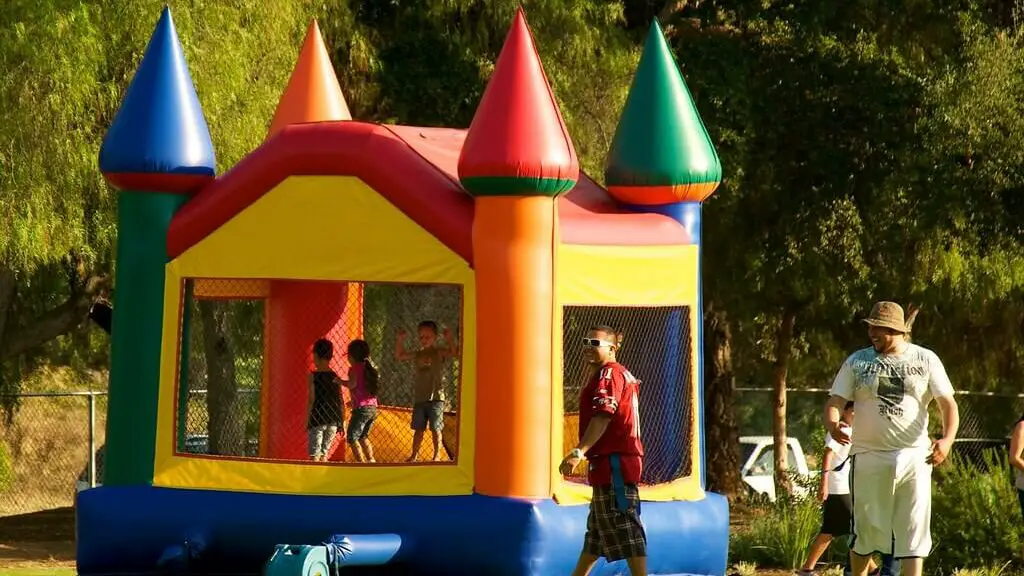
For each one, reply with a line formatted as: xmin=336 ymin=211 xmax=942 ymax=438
xmin=667 ymin=0 xmax=1024 ymax=497
xmin=0 ymin=2 xmax=118 ymax=393
xmin=321 ymin=0 xmax=637 ymax=176
xmin=898 ymin=15 xmax=1024 ymax=394
xmin=0 ymin=0 xmax=317 ymax=424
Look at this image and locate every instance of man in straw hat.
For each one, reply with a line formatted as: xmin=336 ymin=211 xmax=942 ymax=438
xmin=823 ymin=301 xmax=960 ymax=576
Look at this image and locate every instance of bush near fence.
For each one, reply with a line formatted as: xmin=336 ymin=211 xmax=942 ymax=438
xmin=731 ymin=452 xmax=1024 ymax=574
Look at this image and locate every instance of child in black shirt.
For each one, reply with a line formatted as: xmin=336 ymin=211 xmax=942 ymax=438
xmin=308 ymin=338 xmax=345 ymax=462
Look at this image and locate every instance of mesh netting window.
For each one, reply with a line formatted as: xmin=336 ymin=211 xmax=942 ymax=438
xmin=175 ymin=279 xmax=464 ymax=465
xmin=562 ymin=306 xmax=693 ymax=485
xmin=180 ymin=294 xmax=264 ymax=458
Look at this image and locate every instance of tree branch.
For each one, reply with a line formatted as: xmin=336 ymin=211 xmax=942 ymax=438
xmin=658 ymin=0 xmax=691 ymax=26
xmin=656 ymin=0 xmax=690 ymax=38
xmin=905 ymin=302 xmax=921 ymax=332
xmin=0 ymin=272 xmax=109 ymax=361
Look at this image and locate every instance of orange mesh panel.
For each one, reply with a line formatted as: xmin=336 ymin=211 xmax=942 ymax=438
xmin=193 ymin=278 xmax=269 ymax=299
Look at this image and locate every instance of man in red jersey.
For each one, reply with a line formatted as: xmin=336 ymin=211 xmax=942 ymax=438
xmin=560 ymin=325 xmax=647 ymax=576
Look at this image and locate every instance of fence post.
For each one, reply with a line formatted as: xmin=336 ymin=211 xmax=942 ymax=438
xmin=88 ymin=392 xmax=97 ymax=488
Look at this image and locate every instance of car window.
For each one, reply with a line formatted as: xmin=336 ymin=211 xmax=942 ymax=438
xmin=750 ymin=448 xmax=774 ymax=475
xmin=747 ymin=444 xmax=802 ymax=475
xmin=740 ymin=444 xmax=756 ymax=467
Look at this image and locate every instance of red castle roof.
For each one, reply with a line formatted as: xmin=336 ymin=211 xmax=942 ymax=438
xmin=457 ymin=7 xmax=578 ymax=196
xmin=166 ymin=121 xmax=691 ymax=263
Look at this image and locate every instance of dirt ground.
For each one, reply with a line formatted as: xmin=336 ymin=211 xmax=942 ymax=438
xmin=0 ymin=508 xmax=75 ymax=570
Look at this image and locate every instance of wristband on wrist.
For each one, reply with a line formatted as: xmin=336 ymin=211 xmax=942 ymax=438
xmin=569 ymin=448 xmax=583 ymax=459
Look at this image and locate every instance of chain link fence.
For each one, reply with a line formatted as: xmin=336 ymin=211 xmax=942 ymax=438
xmin=736 ymin=387 xmax=1023 ymax=473
xmin=0 ymin=391 xmax=108 ymax=516
xmin=3 ymin=352 xmax=1021 ymax=516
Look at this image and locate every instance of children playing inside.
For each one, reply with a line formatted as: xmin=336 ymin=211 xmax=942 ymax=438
xmin=344 ymin=339 xmax=379 ymax=463
xmin=308 ymin=338 xmax=380 ymax=463
xmin=307 ymin=339 xmax=345 ymax=462
xmin=395 ymin=321 xmax=459 ymax=462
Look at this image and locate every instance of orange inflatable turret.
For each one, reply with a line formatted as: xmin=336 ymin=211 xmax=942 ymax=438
xmin=458 ymin=7 xmax=578 ymax=499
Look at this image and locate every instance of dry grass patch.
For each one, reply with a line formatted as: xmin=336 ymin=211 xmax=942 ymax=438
xmin=0 ymin=366 xmax=107 ymax=515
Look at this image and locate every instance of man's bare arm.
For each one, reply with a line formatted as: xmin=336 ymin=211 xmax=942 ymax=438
xmin=823 ymin=395 xmax=848 ymax=431
xmin=1010 ymin=422 xmax=1024 ymax=473
xmin=935 ymin=395 xmax=960 ymax=442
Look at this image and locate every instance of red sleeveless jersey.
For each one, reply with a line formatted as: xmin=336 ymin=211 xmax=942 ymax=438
xmin=578 ymin=362 xmax=644 ymax=485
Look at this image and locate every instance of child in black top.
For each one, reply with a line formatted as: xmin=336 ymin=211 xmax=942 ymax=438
xmin=308 ymin=338 xmax=345 ymax=462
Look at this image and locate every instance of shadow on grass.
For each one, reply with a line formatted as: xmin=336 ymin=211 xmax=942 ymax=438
xmin=0 ymin=507 xmax=75 ymax=567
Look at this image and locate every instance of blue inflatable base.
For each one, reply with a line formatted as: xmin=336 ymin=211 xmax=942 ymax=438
xmin=76 ymin=485 xmax=728 ymax=576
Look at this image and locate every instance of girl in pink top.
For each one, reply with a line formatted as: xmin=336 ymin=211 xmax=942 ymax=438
xmin=342 ymin=339 xmax=379 ymax=463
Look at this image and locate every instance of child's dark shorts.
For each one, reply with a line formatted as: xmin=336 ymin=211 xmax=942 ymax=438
xmin=583 ymin=484 xmax=647 ymax=562
xmin=820 ymin=493 xmax=853 ymax=536
xmin=347 ymin=406 xmax=378 ymax=443
xmin=411 ymin=400 xmax=444 ymax=432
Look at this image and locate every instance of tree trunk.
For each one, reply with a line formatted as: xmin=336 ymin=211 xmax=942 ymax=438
xmin=198 ymin=300 xmax=245 ymax=456
xmin=771 ymin=309 xmax=797 ymax=498
xmin=0 ymin=266 xmax=16 ymax=403
xmin=703 ymin=305 xmax=741 ymax=500
xmin=0 ymin=267 xmax=16 ymax=352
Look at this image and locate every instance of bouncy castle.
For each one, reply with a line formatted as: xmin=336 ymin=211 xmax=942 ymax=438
xmin=76 ymin=6 xmax=728 ymax=575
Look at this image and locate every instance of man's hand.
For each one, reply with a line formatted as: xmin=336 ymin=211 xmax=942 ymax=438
xmin=818 ymin=483 xmax=828 ymax=502
xmin=927 ymin=436 xmax=954 ymax=466
xmin=829 ymin=422 xmax=852 ymax=445
xmin=396 ymin=329 xmax=407 ymax=341
xmin=559 ymin=451 xmax=583 ymax=476
xmin=442 ymin=326 xmax=452 ymax=340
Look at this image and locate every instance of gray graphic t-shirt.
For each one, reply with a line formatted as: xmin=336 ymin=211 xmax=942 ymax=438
xmin=829 ymin=343 xmax=955 ymax=454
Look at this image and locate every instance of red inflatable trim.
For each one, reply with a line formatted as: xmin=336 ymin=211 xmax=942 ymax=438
xmin=167 ymin=122 xmax=475 ymax=260
xmin=167 ymin=122 xmax=691 ymax=262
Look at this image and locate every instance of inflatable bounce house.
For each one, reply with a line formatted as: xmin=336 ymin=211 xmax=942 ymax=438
xmin=76 ymin=5 xmax=728 ymax=575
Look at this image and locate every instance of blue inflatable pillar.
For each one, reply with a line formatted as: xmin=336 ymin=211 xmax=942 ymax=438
xmin=601 ymin=20 xmax=720 ymax=489
xmin=625 ymin=201 xmax=703 ymax=486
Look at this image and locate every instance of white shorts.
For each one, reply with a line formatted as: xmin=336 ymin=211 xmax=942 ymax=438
xmin=850 ymin=448 xmax=933 ymax=558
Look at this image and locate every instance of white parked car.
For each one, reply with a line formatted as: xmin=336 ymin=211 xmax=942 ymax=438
xmin=739 ymin=435 xmax=812 ymax=501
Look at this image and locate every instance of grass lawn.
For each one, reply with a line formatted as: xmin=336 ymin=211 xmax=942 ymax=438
xmin=0 ymin=565 xmax=74 ymax=569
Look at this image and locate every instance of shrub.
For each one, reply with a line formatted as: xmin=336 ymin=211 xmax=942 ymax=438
xmin=731 ymin=451 xmax=1024 ymax=574
xmin=730 ymin=484 xmax=823 ymax=569
xmin=929 ymin=451 xmax=1023 ymax=574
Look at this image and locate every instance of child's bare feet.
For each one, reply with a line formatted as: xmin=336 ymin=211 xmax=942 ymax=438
xmin=367 ymin=458 xmax=376 ymax=463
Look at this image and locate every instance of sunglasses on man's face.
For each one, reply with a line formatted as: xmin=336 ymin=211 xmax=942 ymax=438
xmin=582 ymin=338 xmax=616 ymax=348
